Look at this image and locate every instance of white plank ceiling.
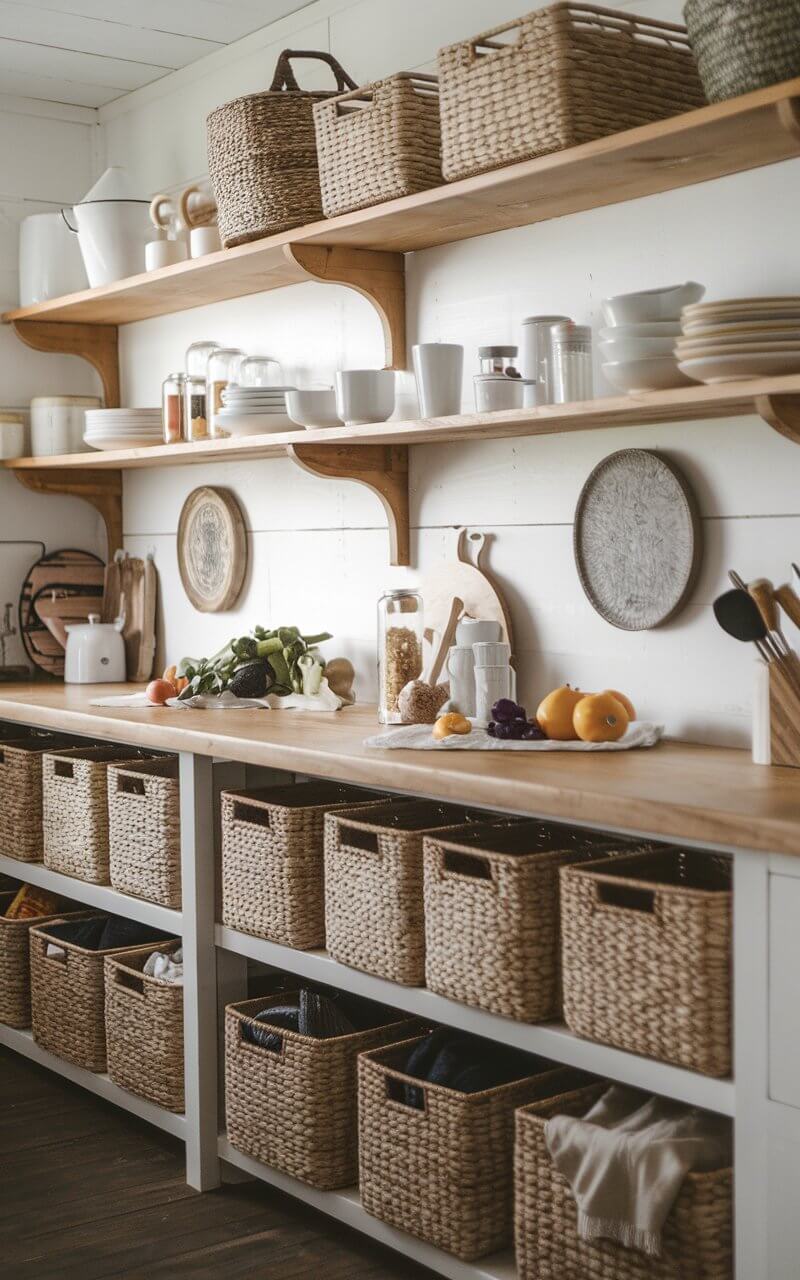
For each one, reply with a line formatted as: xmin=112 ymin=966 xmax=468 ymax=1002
xmin=0 ymin=0 xmax=316 ymax=108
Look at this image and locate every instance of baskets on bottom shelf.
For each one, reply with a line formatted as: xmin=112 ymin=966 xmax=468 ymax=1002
xmin=225 ymin=993 xmax=418 ymax=1190
xmin=105 ymin=940 xmax=184 ymax=1112
xmin=560 ymin=847 xmax=732 ymax=1076
xmin=358 ymin=1034 xmax=571 ymax=1261
xmin=514 ymin=1081 xmax=733 ymax=1279
xmin=29 ymin=916 xmax=177 ymax=1072
xmin=0 ymin=891 xmax=80 ymax=1028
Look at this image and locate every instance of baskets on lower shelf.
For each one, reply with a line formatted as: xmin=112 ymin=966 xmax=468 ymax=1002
xmin=514 ymin=1080 xmax=733 ymax=1279
xmin=43 ymin=746 xmax=156 ymax=884
xmin=358 ymin=1034 xmax=571 ymax=1260
xmin=424 ymin=819 xmax=623 ymax=1021
xmin=314 ymin=73 xmax=442 ymax=218
xmin=108 ymin=759 xmax=181 ymax=909
xmin=225 ymin=993 xmax=418 ymax=1189
xmin=437 ymin=3 xmax=706 ymax=182
xmin=105 ymin=940 xmax=184 ymax=1112
xmin=561 ymin=847 xmax=732 ymax=1076
xmin=0 ymin=892 xmax=81 ymax=1028
xmin=324 ymin=799 xmax=477 ymax=984
xmin=0 ymin=733 xmax=77 ymax=863
xmin=29 ymin=916 xmax=176 ymax=1072
xmin=221 ymin=781 xmax=388 ymax=949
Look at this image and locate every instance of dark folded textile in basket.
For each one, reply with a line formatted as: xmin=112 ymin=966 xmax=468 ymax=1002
xmin=402 ymin=1027 xmax=545 ymax=1106
xmin=44 ymin=915 xmax=174 ymax=951
xmin=242 ymin=988 xmax=358 ymax=1050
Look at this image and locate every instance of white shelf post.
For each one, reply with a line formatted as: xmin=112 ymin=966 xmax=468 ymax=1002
xmin=180 ymin=751 xmax=220 ymax=1190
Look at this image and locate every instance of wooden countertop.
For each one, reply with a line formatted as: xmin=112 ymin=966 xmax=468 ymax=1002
xmin=1 ymin=683 xmax=798 ymax=856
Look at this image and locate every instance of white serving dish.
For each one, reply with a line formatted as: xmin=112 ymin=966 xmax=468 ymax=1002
xmin=677 ymin=326 xmax=800 ymax=349
xmin=286 ymin=389 xmax=341 ymax=429
xmin=678 ymin=351 xmax=800 ymax=383
xmin=215 ymin=412 xmax=298 ymax=435
xmin=599 ymin=335 xmax=677 ymax=360
xmin=599 ymin=322 xmax=681 ymax=339
xmin=602 ymin=282 xmax=705 ymax=326
xmin=603 ymin=357 xmax=696 ymax=393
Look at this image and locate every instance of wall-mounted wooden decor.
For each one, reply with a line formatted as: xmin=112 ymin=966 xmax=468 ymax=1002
xmin=177 ymin=486 xmax=247 ymax=613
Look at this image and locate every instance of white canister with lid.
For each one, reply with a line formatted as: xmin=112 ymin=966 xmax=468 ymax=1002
xmin=30 ymin=396 xmax=102 ymax=456
xmin=0 ymin=412 xmax=26 ymax=460
xmin=472 ymin=641 xmax=513 ymax=724
xmin=64 ymin=612 xmax=126 ymax=684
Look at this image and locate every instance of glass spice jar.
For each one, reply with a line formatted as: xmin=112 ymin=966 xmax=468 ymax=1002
xmin=162 ymin=371 xmax=186 ymax=443
xmin=207 ymin=347 xmax=244 ymax=437
xmin=377 ymin=588 xmax=424 ymax=724
xmin=184 ymin=373 xmax=209 ymax=441
xmin=240 ymin=355 xmax=283 ymax=387
xmin=185 ymin=340 xmax=219 ymax=378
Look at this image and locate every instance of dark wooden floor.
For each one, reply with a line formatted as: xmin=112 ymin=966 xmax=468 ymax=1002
xmin=0 ymin=1047 xmax=431 ymax=1280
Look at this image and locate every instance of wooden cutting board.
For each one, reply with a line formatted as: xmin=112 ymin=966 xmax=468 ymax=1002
xmin=102 ymin=553 xmax=158 ymax=682
xmin=419 ymin=528 xmax=513 ymax=657
xmin=19 ymin=549 xmax=105 ymax=678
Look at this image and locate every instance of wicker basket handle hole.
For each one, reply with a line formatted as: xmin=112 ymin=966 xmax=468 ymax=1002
xmin=118 ymin=775 xmax=146 ymax=796
xmin=339 ymin=825 xmax=379 ymax=855
xmin=334 ymin=93 xmax=374 ymax=118
xmin=239 ymin=1020 xmax=283 ymax=1056
xmin=232 ymin=800 xmax=271 ymax=828
xmin=114 ymin=967 xmax=146 ymax=997
xmin=54 ymin=760 xmax=75 ymax=780
xmin=471 ymin=24 xmax=523 ymax=59
xmin=386 ymin=1074 xmax=427 ymax=1113
xmin=595 ymin=881 xmax=656 ymax=914
xmin=442 ymin=849 xmax=493 ymax=883
xmin=270 ymin=48 xmax=357 ymax=94
xmin=0 ymin=748 xmax=5 ymax=764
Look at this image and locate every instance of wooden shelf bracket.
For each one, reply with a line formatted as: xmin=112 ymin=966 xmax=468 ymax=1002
xmin=286 ymin=244 xmax=406 ymax=371
xmin=11 ymin=319 xmax=120 ymax=408
xmin=288 ymin=443 xmax=410 ymax=566
xmin=756 ymin=393 xmax=800 ymax=446
xmin=14 ymin=467 xmax=123 ymax=559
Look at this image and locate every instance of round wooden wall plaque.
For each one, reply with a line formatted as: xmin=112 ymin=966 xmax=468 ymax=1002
xmin=573 ymin=449 xmax=701 ymax=631
xmin=177 ymin=486 xmax=248 ymax=613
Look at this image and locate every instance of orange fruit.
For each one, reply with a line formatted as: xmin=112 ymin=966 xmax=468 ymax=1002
xmin=573 ymin=692 xmax=629 ymax=743
xmin=603 ymin=689 xmax=636 ymax=720
xmin=536 ymin=685 xmax=584 ymax=740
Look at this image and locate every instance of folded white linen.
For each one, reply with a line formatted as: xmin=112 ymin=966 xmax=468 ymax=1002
xmin=143 ymin=946 xmax=183 ymax=985
xmin=545 ymin=1086 xmax=731 ymax=1257
xmin=363 ymin=721 xmax=663 ymax=751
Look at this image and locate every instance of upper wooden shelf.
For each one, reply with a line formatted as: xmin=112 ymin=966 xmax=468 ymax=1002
xmin=4 ymin=78 xmax=800 ymax=328
xmin=4 ymin=376 xmax=800 ymax=472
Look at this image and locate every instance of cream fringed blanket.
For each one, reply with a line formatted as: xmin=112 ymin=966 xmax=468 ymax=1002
xmin=545 ymin=1086 xmax=732 ymax=1257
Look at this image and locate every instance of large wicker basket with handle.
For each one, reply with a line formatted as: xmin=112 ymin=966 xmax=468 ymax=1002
xmin=105 ymin=940 xmax=184 ymax=1113
xmin=108 ymin=758 xmax=181 ymax=909
xmin=207 ymin=48 xmax=358 ymax=247
xmin=0 ymin=895 xmax=87 ymax=1029
xmin=514 ymin=1079 xmax=733 ymax=1279
xmin=0 ymin=733 xmax=79 ymax=863
xmin=684 ymin=0 xmax=800 ymax=102
xmin=438 ymin=3 xmax=706 ymax=182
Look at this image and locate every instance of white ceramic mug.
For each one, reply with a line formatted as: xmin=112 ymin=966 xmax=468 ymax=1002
xmin=412 ymin=343 xmax=463 ymax=417
xmin=335 ymin=370 xmax=395 ymax=427
xmin=145 ymin=237 xmax=188 ymax=271
xmin=446 ymin=646 xmax=476 ymax=717
xmin=190 ymin=225 xmax=221 ymax=257
xmin=456 ymin=618 xmax=502 ymax=648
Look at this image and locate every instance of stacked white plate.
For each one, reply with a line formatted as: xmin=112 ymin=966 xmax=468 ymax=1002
xmin=676 ymin=296 xmax=800 ymax=383
xmin=599 ymin=282 xmax=705 ymax=393
xmin=84 ymin=408 xmax=162 ymax=450
xmin=216 ymin=384 xmax=299 ymax=436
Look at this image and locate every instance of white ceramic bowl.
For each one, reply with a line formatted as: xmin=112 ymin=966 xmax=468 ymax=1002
xmin=603 ymin=357 xmax=696 ymax=393
xmin=599 ymin=322 xmax=681 ymax=339
xmin=285 ymin=389 xmax=342 ymax=429
xmin=599 ymin=335 xmax=677 ymax=361
xmin=602 ymin=282 xmax=705 ymax=326
xmin=335 ymin=370 xmax=395 ymax=426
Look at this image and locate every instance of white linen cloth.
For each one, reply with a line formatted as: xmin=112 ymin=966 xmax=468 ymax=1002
xmin=545 ymin=1086 xmax=732 ymax=1257
xmin=363 ymin=721 xmax=663 ymax=751
xmin=90 ymin=679 xmax=347 ymax=711
xmin=143 ymin=946 xmax=183 ymax=985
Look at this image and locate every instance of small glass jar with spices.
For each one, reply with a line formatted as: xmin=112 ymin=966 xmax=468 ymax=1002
xmin=184 ymin=374 xmax=209 ymax=441
xmin=207 ymin=347 xmax=244 ymax=437
xmin=162 ymin=371 xmax=186 ymax=443
xmin=377 ymin=588 xmax=424 ymax=724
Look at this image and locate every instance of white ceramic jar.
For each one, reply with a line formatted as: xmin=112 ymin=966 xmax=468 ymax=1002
xmin=0 ymin=412 xmax=26 ymax=460
xmin=30 ymin=396 xmax=102 ymax=456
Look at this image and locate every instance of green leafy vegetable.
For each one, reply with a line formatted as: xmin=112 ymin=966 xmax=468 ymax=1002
xmin=176 ymin=627 xmax=332 ymax=701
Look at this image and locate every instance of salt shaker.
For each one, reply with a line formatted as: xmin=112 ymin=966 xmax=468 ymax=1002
xmin=473 ymin=640 xmax=513 ymax=724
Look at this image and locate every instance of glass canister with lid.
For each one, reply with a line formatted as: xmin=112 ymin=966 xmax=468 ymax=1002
xmin=207 ymin=347 xmax=244 ymax=437
xmin=551 ymin=322 xmax=594 ymax=404
xmin=185 ymin=340 xmax=219 ymax=377
xmin=239 ymin=355 xmax=283 ymax=387
xmin=162 ymin=371 xmax=186 ymax=443
xmin=377 ymin=588 xmax=424 ymax=724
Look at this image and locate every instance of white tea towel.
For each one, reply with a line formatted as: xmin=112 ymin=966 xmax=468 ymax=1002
xmin=143 ymin=946 xmax=183 ymax=985
xmin=364 ymin=721 xmax=663 ymax=751
xmin=91 ymin=680 xmax=347 ymax=712
xmin=545 ymin=1086 xmax=732 ymax=1257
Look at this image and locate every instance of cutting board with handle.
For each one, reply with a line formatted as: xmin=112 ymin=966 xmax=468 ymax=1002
xmin=20 ymin=549 xmax=105 ymax=678
xmin=102 ymin=552 xmax=158 ymax=682
xmin=419 ymin=528 xmax=513 ymax=660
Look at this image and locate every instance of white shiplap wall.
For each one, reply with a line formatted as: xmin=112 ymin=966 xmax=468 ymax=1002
xmin=101 ymin=0 xmax=800 ymax=745
xmin=0 ymin=96 xmax=104 ymax=669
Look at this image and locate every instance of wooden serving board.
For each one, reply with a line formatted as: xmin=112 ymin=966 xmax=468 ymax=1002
xmin=103 ymin=554 xmax=158 ymax=683
xmin=19 ymin=549 xmax=105 ymax=678
xmin=419 ymin=528 xmax=513 ymax=658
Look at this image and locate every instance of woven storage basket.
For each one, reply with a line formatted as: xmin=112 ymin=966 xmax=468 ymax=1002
xmin=438 ymin=3 xmax=706 ymax=182
xmin=225 ymin=993 xmax=418 ymax=1189
xmin=108 ymin=759 xmax=181 ymax=909
xmin=105 ymin=940 xmax=184 ymax=1112
xmin=424 ymin=819 xmax=626 ymax=1021
xmin=43 ymin=746 xmax=156 ymax=884
xmin=561 ymin=847 xmax=732 ymax=1076
xmin=359 ymin=1035 xmax=573 ymax=1260
xmin=221 ymin=781 xmax=388 ymax=949
xmin=0 ymin=895 xmax=87 ymax=1028
xmin=515 ymin=1080 xmax=733 ymax=1279
xmin=684 ymin=0 xmax=800 ymax=102
xmin=324 ymin=799 xmax=479 ymax=984
xmin=30 ymin=916 xmax=176 ymax=1072
xmin=0 ymin=733 xmax=79 ymax=863
xmin=208 ymin=48 xmax=358 ymax=247
xmin=314 ymin=73 xmax=442 ymax=218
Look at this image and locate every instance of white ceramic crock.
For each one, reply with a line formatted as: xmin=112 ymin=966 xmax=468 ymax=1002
xmin=30 ymin=396 xmax=102 ymax=456
xmin=64 ymin=613 xmax=126 ymax=684
xmin=19 ymin=211 xmax=88 ymax=306
xmin=65 ymin=167 xmax=151 ymax=288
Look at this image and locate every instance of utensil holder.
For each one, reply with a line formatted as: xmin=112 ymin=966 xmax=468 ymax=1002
xmin=768 ymin=653 xmax=800 ymax=769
